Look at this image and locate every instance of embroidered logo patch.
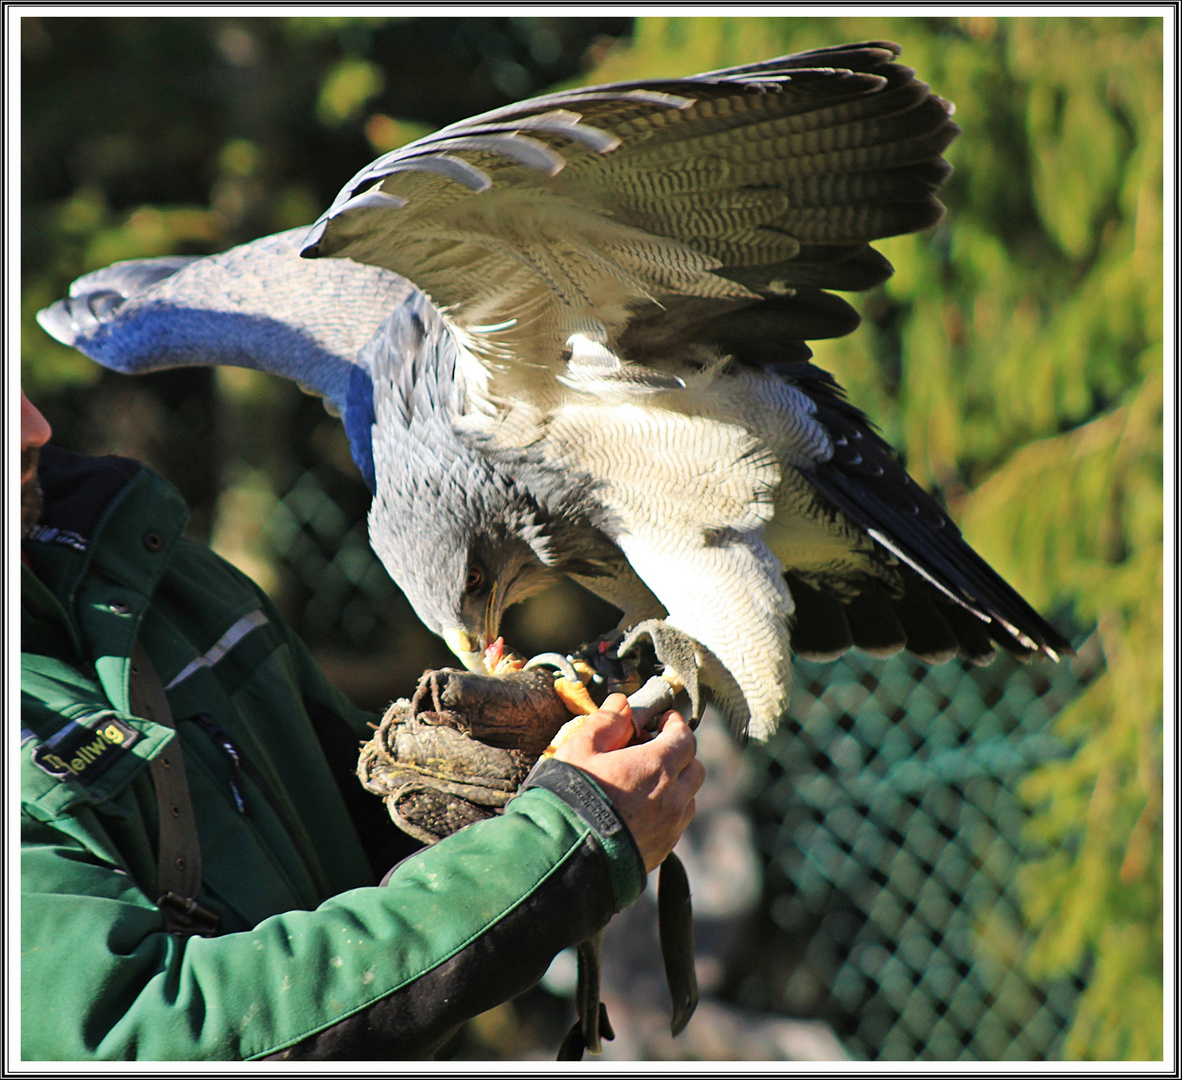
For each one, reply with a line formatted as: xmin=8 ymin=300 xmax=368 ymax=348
xmin=31 ymin=713 xmax=140 ymax=785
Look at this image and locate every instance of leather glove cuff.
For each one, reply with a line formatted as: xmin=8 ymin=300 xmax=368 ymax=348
xmin=520 ymin=756 xmax=646 ymax=908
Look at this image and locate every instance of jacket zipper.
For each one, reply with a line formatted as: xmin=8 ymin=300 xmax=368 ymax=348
xmin=190 ymin=713 xmax=248 ymax=814
xmin=189 ymin=712 xmax=333 ymax=897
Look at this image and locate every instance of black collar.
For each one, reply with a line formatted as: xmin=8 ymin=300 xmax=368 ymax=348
xmin=29 ymin=446 xmax=142 ymax=549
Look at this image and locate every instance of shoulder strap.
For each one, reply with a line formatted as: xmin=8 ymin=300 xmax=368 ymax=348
xmin=129 ymin=641 xmax=219 ymax=936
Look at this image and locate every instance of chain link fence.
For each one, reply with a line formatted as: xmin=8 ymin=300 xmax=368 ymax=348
xmin=268 ymin=465 xmax=406 ymax=653
xmin=726 ymin=639 xmax=1100 ymax=1060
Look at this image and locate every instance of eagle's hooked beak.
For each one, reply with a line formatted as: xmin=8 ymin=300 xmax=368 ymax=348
xmin=443 ymin=627 xmax=487 ymax=673
xmin=443 ymin=583 xmax=503 ymax=673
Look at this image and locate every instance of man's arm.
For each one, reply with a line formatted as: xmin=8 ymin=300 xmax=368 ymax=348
xmin=21 ymin=766 xmax=646 ymax=1060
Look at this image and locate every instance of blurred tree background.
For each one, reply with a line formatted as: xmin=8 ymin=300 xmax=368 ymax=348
xmin=20 ymin=14 xmax=1164 ymax=1061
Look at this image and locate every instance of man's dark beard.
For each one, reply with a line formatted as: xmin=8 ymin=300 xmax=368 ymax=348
xmin=21 ymin=447 xmax=42 ymax=537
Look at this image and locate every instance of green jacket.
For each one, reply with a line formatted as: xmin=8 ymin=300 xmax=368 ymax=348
xmin=20 ymin=447 xmax=645 ymax=1060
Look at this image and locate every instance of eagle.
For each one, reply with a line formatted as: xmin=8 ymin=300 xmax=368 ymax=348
xmin=38 ymin=41 xmax=1069 ymax=741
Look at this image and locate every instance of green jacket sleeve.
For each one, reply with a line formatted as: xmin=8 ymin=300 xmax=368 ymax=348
xmin=22 ymin=774 xmax=645 ymax=1061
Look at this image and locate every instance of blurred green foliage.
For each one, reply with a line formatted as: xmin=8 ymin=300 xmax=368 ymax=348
xmin=20 ymin=13 xmax=1164 ymax=1061
xmin=589 ymin=15 xmax=1163 ymax=1060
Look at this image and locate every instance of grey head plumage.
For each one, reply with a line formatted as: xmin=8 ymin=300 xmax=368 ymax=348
xmin=360 ymin=290 xmax=624 ymax=664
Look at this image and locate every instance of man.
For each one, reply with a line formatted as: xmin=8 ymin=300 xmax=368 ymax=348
xmin=19 ymin=388 xmax=703 ymax=1060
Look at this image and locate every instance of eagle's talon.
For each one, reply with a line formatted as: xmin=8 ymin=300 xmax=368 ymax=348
xmin=522 ymin=651 xmax=580 ymax=682
xmin=618 ymin=619 xmax=704 ymax=726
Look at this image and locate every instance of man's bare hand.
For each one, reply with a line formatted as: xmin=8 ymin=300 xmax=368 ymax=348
xmin=554 ymin=694 xmax=704 ymax=873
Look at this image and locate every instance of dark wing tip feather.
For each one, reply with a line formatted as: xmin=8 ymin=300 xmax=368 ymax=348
xmin=787 ymin=363 xmax=1071 ymax=664
xmin=788 ymin=569 xmax=1003 ymax=668
xmin=707 ymin=290 xmax=863 ymax=349
xmin=785 ymin=575 xmax=854 ymax=661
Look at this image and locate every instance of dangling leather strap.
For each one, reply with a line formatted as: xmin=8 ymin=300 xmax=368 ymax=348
xmin=129 ymin=641 xmax=218 ymax=936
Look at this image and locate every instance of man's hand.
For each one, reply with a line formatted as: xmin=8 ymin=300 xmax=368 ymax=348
xmin=554 ymin=694 xmax=705 ymax=873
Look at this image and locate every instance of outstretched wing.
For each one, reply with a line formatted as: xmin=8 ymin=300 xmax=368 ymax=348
xmin=303 ymin=42 xmax=956 ymax=392
xmin=36 ymin=229 xmax=416 ymax=490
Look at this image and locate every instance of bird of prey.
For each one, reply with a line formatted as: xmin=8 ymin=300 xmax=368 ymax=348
xmin=38 ymin=42 xmax=1069 ymax=740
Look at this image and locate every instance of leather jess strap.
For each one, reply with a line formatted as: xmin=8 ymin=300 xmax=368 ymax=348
xmin=129 ymin=641 xmax=218 ymax=936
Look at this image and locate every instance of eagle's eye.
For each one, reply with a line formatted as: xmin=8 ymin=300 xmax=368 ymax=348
xmin=464 ymin=564 xmax=486 ymax=595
